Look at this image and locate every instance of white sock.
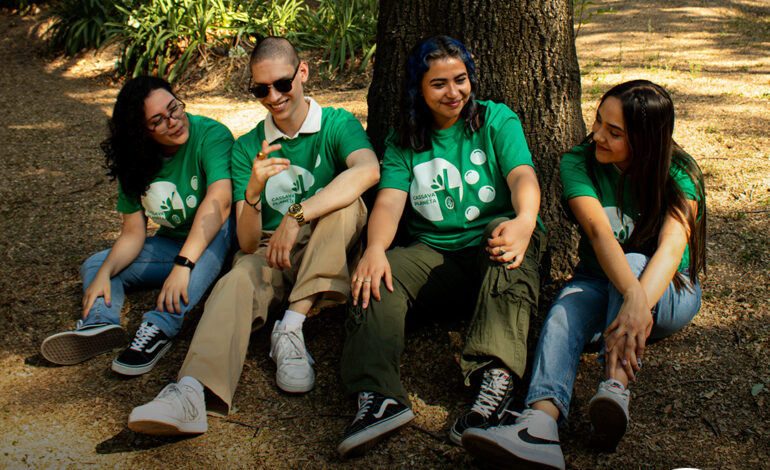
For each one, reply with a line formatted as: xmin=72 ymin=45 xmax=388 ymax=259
xmin=280 ymin=309 xmax=306 ymax=332
xmin=179 ymin=376 xmax=204 ymax=394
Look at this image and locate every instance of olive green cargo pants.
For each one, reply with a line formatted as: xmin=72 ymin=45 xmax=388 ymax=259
xmin=341 ymin=218 xmax=545 ymax=406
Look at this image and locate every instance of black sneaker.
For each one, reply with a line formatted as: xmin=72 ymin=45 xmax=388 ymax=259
xmin=450 ymin=367 xmax=514 ymax=445
xmin=337 ymin=391 xmax=415 ymax=458
xmin=111 ymin=322 xmax=172 ymax=376
xmin=41 ymin=320 xmax=128 ymax=365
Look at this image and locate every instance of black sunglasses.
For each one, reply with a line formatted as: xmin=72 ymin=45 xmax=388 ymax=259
xmin=248 ymin=63 xmax=300 ymax=99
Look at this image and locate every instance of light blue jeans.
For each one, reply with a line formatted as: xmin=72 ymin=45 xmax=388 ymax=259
xmin=525 ymin=252 xmax=701 ymax=421
xmin=80 ymin=215 xmax=235 ymax=338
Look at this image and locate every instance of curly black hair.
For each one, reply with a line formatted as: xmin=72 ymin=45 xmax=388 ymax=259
xmin=100 ymin=76 xmax=175 ymax=198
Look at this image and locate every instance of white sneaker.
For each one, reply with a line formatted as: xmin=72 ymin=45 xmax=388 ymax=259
xmin=462 ymin=408 xmax=565 ymax=470
xmin=269 ymin=320 xmax=315 ymax=393
xmin=128 ymin=383 xmax=207 ymax=435
xmin=588 ymin=378 xmax=630 ymax=451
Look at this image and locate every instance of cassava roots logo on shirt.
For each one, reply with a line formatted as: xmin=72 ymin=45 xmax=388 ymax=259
xmin=265 ymin=165 xmax=316 ymax=214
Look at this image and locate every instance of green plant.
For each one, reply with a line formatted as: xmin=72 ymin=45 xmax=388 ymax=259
xmin=108 ymin=0 xmax=227 ymax=82
xmin=306 ymin=0 xmax=378 ymax=78
xmin=227 ymin=0 xmax=314 ymax=49
xmin=46 ymin=0 xmax=124 ymax=55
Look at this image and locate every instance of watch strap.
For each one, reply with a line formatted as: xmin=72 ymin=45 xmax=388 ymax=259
xmin=174 ymin=255 xmax=195 ymax=270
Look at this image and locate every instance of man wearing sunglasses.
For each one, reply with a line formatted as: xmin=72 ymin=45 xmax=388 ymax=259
xmin=128 ymin=36 xmax=380 ymax=435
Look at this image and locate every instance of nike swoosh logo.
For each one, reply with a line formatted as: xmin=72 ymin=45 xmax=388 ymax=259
xmin=518 ymin=428 xmax=560 ymax=445
xmin=145 ymin=340 xmax=168 ymax=354
xmin=373 ymin=399 xmax=399 ymax=419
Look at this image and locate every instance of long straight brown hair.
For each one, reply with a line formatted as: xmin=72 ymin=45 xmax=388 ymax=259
xmin=587 ymin=80 xmax=706 ymax=290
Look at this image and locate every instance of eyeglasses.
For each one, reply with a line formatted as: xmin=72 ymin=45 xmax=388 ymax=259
xmin=147 ymin=100 xmax=186 ymax=134
xmin=248 ymin=63 xmax=300 ymax=99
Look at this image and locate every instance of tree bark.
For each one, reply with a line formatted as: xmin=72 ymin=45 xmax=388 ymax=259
xmin=368 ymin=0 xmax=586 ymax=280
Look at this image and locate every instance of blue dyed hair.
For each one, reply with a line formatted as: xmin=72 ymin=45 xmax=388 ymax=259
xmin=397 ymin=35 xmax=485 ymax=152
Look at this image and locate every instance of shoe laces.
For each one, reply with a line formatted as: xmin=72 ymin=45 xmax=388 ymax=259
xmin=129 ymin=322 xmax=160 ymax=352
xmin=274 ymin=329 xmax=314 ymax=364
xmin=354 ymin=392 xmax=375 ymax=423
xmin=157 ymin=384 xmax=198 ymax=420
xmin=470 ymin=368 xmax=512 ymax=418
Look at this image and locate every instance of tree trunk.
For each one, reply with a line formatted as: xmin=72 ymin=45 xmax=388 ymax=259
xmin=368 ymin=0 xmax=586 ymax=280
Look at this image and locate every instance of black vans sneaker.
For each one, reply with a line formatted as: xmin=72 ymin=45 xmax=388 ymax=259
xmin=450 ymin=367 xmax=514 ymax=445
xmin=111 ymin=322 xmax=172 ymax=376
xmin=337 ymin=391 xmax=415 ymax=458
xmin=41 ymin=320 xmax=128 ymax=365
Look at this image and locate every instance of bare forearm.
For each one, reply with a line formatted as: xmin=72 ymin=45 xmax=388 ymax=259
xmin=366 ymin=188 xmax=407 ymax=252
xmin=590 ymin=231 xmax=644 ymax=298
xmin=178 ymin=188 xmax=231 ymax=262
xmin=507 ymin=167 xmax=540 ymax=232
xmin=301 ymin=163 xmax=379 ymax=221
xmin=236 ymin=199 xmax=264 ymax=254
xmin=638 ymin=212 xmax=690 ymax=308
xmin=98 ymin=231 xmax=146 ymax=278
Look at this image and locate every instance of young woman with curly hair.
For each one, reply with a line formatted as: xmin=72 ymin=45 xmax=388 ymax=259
xmin=41 ymin=76 xmax=235 ymax=376
xmin=462 ymin=80 xmax=706 ymax=470
xmin=337 ymin=36 xmax=546 ymax=457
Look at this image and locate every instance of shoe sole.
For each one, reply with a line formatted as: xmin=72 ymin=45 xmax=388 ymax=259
xmin=449 ymin=426 xmax=463 ymax=446
xmin=462 ymin=429 xmax=564 ymax=470
xmin=588 ymin=396 xmax=627 ymax=452
xmin=111 ymin=341 xmax=172 ymax=376
xmin=128 ymin=418 xmax=206 ymax=436
xmin=276 ymin=373 xmax=315 ymax=393
xmin=337 ymin=409 xmax=415 ymax=458
xmin=41 ymin=326 xmax=128 ymax=365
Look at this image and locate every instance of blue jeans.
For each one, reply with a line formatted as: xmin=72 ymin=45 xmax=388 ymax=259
xmin=525 ymin=252 xmax=701 ymax=421
xmin=80 ymin=216 xmax=235 ymax=337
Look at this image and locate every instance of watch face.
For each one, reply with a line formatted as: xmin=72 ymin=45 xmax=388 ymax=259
xmin=288 ymin=203 xmax=302 ymax=215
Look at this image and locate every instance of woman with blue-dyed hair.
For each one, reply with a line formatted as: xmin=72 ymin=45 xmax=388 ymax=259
xmin=337 ymin=35 xmax=546 ymax=458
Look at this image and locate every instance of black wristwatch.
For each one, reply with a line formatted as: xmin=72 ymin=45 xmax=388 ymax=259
xmin=174 ymin=255 xmax=195 ymax=270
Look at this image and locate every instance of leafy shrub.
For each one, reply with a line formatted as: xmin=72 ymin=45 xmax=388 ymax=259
xmin=306 ymin=0 xmax=378 ymax=77
xmin=45 ymin=0 xmax=380 ymax=82
xmin=108 ymin=0 xmax=227 ymax=82
xmin=46 ymin=0 xmax=123 ymax=55
xmin=228 ymin=0 xmax=314 ymax=47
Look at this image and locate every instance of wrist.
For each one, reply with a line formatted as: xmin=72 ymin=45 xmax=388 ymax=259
xmin=244 ymin=187 xmax=262 ymax=203
xmin=174 ymin=255 xmax=195 ymax=270
xmin=513 ymin=212 xmax=538 ymax=230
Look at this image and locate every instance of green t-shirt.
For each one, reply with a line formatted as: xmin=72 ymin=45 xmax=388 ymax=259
xmin=116 ymin=114 xmax=234 ymax=238
xmin=231 ymin=104 xmax=373 ymax=231
xmin=380 ymin=100 xmax=543 ymax=251
xmin=560 ymin=142 xmax=700 ymax=276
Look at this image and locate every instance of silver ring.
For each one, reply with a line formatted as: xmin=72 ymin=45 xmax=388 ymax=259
xmin=363 ymin=279 xmax=371 ymax=283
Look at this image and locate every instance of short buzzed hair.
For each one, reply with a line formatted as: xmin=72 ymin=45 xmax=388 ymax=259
xmin=249 ymin=36 xmax=300 ymax=68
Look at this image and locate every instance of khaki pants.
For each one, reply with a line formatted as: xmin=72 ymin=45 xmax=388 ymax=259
xmin=179 ymin=199 xmax=367 ymax=416
xmin=341 ymin=219 xmax=545 ymax=407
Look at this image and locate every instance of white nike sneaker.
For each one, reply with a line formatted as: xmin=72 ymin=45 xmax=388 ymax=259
xmin=462 ymin=408 xmax=565 ymax=470
xmin=269 ymin=321 xmax=315 ymax=393
xmin=128 ymin=382 xmax=207 ymax=435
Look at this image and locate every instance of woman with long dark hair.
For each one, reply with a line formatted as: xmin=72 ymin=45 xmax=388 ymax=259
xmin=337 ymin=36 xmax=546 ymax=457
xmin=41 ymin=76 xmax=235 ymax=376
xmin=462 ymin=80 xmax=706 ymax=469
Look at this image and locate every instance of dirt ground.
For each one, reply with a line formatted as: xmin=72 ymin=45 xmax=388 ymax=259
xmin=0 ymin=0 xmax=768 ymax=468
